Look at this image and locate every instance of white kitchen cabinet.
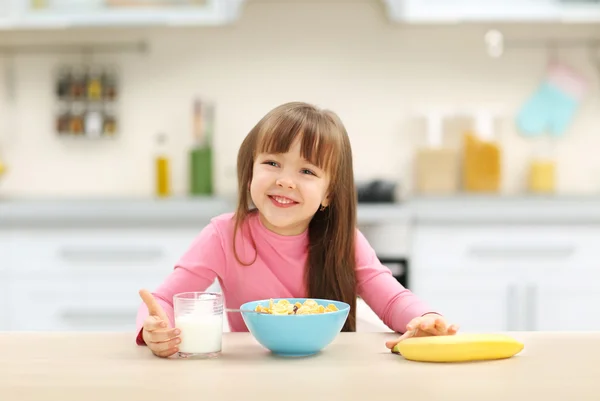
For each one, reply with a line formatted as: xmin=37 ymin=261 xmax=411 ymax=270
xmin=9 ymin=227 xmax=200 ymax=277
xmin=0 ymin=230 xmax=10 ymax=273
xmin=0 ymin=0 xmax=246 ymax=29
xmin=358 ymin=223 xmax=409 ymax=258
xmin=383 ymin=0 xmax=600 ymax=23
xmin=7 ymin=276 xmax=164 ymax=332
xmin=0 ymin=230 xmax=12 ymax=331
xmin=411 ymin=272 xmax=522 ymax=333
xmin=6 ymin=227 xmax=206 ymax=331
xmin=410 ymin=224 xmax=600 ymax=332
xmin=411 ymin=224 xmax=595 ymax=272
xmin=530 ymin=271 xmax=600 ymax=332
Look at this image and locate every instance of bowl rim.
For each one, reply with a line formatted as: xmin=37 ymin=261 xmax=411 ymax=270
xmin=239 ymin=297 xmax=351 ymax=316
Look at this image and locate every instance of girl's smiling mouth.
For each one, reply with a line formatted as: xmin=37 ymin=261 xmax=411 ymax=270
xmin=268 ymin=195 xmax=299 ymax=207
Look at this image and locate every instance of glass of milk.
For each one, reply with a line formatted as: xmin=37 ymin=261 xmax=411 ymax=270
xmin=173 ymin=292 xmax=224 ymax=359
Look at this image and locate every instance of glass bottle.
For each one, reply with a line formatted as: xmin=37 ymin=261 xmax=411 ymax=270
xmin=87 ymin=66 xmax=103 ymax=101
xmin=155 ymin=133 xmax=171 ymax=197
xmin=69 ymin=102 xmax=85 ymax=135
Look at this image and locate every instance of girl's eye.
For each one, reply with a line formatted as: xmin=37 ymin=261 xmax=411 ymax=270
xmin=263 ymin=161 xmax=278 ymax=167
xmin=301 ymin=169 xmax=316 ymax=176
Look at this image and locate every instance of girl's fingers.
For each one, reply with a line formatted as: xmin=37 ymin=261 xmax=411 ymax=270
xmin=154 ymin=346 xmax=180 ymax=358
xmin=385 ymin=330 xmax=416 ymax=349
xmin=144 ymin=316 xmax=167 ymax=332
xmin=147 ymin=327 xmax=180 ymax=343
xmin=149 ymin=337 xmax=181 ymax=354
xmin=406 ymin=317 xmax=422 ymax=332
xmin=433 ymin=317 xmax=447 ymax=333
xmin=419 ymin=319 xmax=443 ymax=335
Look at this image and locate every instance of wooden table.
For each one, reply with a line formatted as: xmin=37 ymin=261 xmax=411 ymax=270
xmin=1 ymin=331 xmax=599 ymax=401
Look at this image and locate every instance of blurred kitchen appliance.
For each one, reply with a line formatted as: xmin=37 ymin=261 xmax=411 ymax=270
xmin=358 ymin=218 xmax=411 ymax=290
xmin=356 ymin=180 xmax=396 ymax=203
xmin=381 ymin=257 xmax=409 ymax=289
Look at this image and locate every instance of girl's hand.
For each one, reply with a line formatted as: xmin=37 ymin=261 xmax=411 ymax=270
xmin=139 ymin=289 xmax=181 ymax=358
xmin=385 ymin=313 xmax=459 ymax=350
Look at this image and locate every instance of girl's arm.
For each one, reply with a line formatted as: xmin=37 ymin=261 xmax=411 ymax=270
xmin=135 ymin=222 xmax=227 ymax=344
xmin=355 ymin=229 xmax=439 ymax=333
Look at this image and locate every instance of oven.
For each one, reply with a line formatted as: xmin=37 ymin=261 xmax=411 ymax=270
xmin=357 ymin=216 xmax=411 ymax=290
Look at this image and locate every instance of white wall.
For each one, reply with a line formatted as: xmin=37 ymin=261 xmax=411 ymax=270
xmin=1 ymin=0 xmax=600 ymax=199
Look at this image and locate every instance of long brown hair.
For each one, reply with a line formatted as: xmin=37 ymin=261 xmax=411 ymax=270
xmin=233 ymin=101 xmax=357 ymax=332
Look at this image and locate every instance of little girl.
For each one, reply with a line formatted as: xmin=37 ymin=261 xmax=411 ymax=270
xmin=136 ymin=101 xmax=459 ymax=357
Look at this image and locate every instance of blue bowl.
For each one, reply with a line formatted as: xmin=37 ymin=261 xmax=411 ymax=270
xmin=239 ymin=298 xmax=350 ymax=357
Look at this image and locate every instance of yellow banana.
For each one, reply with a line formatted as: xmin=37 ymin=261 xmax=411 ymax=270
xmin=392 ymin=333 xmax=524 ymax=363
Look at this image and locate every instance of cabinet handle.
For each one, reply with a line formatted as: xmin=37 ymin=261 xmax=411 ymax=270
xmin=59 ymin=309 xmax=136 ymax=324
xmin=506 ymin=284 xmax=518 ymax=331
xmin=525 ymin=285 xmax=537 ymax=331
xmin=59 ymin=248 xmax=164 ymax=263
xmin=468 ymin=245 xmax=574 ymax=260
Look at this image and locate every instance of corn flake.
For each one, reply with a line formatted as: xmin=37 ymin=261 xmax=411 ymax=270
xmin=254 ymin=298 xmax=340 ymax=315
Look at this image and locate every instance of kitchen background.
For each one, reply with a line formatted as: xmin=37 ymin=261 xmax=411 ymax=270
xmin=1 ymin=0 xmax=600 ymax=335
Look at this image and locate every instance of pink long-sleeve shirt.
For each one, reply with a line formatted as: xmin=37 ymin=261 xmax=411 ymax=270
xmin=135 ymin=211 xmax=436 ymax=344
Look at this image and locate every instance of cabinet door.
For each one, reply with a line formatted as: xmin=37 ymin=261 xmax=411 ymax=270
xmin=0 ymin=230 xmax=11 ymax=330
xmin=412 ymin=224 xmax=584 ymax=274
xmin=7 ymin=227 xmax=214 ymax=331
xmin=8 ymin=274 xmax=166 ymax=332
xmin=9 ymin=227 xmax=201 ymax=277
xmin=356 ymin=297 xmax=394 ymax=333
xmin=411 ymin=272 xmax=522 ymax=333
xmin=528 ymin=271 xmax=600 ymax=332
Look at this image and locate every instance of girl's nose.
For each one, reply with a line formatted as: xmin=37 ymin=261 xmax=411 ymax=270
xmin=276 ymin=176 xmax=296 ymax=189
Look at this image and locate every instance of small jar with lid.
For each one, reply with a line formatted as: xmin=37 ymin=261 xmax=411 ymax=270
xmin=56 ymin=103 xmax=71 ymax=134
xmin=102 ymin=66 xmax=118 ymax=101
xmin=56 ymin=65 xmax=72 ymax=100
xmin=87 ymin=66 xmax=104 ymax=101
xmin=69 ymin=66 xmax=87 ymax=100
xmin=103 ymin=103 xmax=117 ymax=136
xmin=85 ymin=103 xmax=104 ymax=138
xmin=69 ymin=102 xmax=85 ymax=135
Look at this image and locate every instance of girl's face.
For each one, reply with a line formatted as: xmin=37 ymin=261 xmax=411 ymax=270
xmin=250 ymin=138 xmax=330 ymax=236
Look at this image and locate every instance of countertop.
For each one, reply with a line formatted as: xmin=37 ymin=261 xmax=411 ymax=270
xmin=1 ymin=331 xmax=598 ymax=401
xmin=0 ymin=196 xmax=411 ymax=227
xmin=3 ymin=195 xmax=600 ymax=227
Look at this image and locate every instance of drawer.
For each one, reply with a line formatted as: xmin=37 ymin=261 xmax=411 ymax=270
xmin=7 ymin=274 xmax=167 ymax=331
xmin=0 ymin=273 xmax=8 ymax=330
xmin=0 ymin=231 xmax=12 ymax=273
xmin=411 ymin=224 xmax=600 ymax=273
xmin=358 ymin=223 xmax=410 ymax=258
xmin=411 ymin=271 xmax=519 ymax=333
xmin=9 ymin=227 xmax=201 ymax=277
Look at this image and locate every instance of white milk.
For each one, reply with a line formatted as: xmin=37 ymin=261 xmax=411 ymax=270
xmin=175 ymin=313 xmax=223 ymax=354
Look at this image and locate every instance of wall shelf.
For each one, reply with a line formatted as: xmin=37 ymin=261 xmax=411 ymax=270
xmin=0 ymin=0 xmax=246 ymax=30
xmin=383 ymin=0 xmax=600 ymax=23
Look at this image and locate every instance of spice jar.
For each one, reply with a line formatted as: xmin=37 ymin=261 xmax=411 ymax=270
xmin=56 ymin=103 xmax=71 ymax=134
xmin=56 ymin=66 xmax=72 ymax=99
xmin=102 ymin=67 xmax=118 ymax=100
xmin=69 ymin=102 xmax=85 ymax=135
xmin=85 ymin=103 xmax=104 ymax=138
xmin=103 ymin=103 xmax=117 ymax=135
xmin=87 ymin=66 xmax=103 ymax=101
xmin=70 ymin=66 xmax=87 ymax=100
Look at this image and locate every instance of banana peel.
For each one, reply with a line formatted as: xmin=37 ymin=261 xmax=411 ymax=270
xmin=391 ymin=333 xmax=524 ymax=363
